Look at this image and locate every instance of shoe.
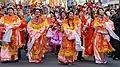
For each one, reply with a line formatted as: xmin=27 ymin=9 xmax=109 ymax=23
xmin=103 ymin=61 xmax=107 ymax=64
xmin=55 ymin=53 xmax=58 ymax=55
xmin=68 ymin=62 xmax=73 ymax=66
xmin=81 ymin=57 xmax=85 ymax=60
xmin=113 ymin=57 xmax=118 ymax=60
xmin=95 ymin=62 xmax=102 ymax=64
xmin=1 ymin=61 xmax=10 ymax=63
xmin=14 ymin=60 xmax=19 ymax=62
xmin=75 ymin=60 xmax=80 ymax=62
xmin=58 ymin=61 xmax=68 ymax=65
xmin=108 ymin=55 xmax=113 ymax=58
xmin=95 ymin=61 xmax=102 ymax=64
xmin=117 ymin=57 xmax=120 ymax=60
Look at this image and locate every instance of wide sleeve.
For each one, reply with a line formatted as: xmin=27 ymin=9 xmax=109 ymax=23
xmin=6 ymin=17 xmax=22 ymax=29
xmin=107 ymin=19 xmax=115 ymax=30
xmin=12 ymin=17 xmax=21 ymax=28
xmin=93 ymin=18 xmax=101 ymax=27
xmin=27 ymin=21 xmax=37 ymax=37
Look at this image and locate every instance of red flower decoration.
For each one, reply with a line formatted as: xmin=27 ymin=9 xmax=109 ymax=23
xmin=79 ymin=5 xmax=83 ymax=11
xmin=87 ymin=2 xmax=93 ymax=7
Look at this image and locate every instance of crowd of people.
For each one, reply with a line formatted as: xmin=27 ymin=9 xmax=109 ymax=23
xmin=0 ymin=1 xmax=120 ymax=65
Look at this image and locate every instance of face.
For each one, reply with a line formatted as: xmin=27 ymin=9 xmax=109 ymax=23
xmin=56 ymin=14 xmax=60 ymax=19
xmin=0 ymin=3 xmax=2 ymax=8
xmin=106 ymin=11 xmax=111 ymax=17
xmin=61 ymin=12 xmax=65 ymax=18
xmin=50 ymin=13 xmax=54 ymax=17
xmin=77 ymin=6 xmax=80 ymax=9
xmin=55 ymin=12 xmax=59 ymax=18
xmin=35 ymin=10 xmax=40 ymax=17
xmin=17 ymin=6 xmax=20 ymax=9
xmin=26 ymin=10 xmax=31 ymax=15
xmin=83 ymin=7 xmax=87 ymax=12
xmin=111 ymin=10 xmax=116 ymax=15
xmin=87 ymin=8 xmax=91 ymax=14
xmin=8 ymin=9 xmax=14 ymax=16
xmin=44 ymin=8 xmax=48 ymax=14
xmin=69 ymin=12 xmax=74 ymax=20
xmin=18 ymin=11 xmax=24 ymax=17
xmin=61 ymin=9 xmax=64 ymax=12
xmin=14 ymin=9 xmax=18 ymax=15
xmin=51 ymin=17 xmax=55 ymax=23
xmin=99 ymin=9 xmax=104 ymax=16
xmin=79 ymin=11 xmax=83 ymax=16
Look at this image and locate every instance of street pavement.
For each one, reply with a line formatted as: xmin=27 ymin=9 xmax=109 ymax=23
xmin=0 ymin=49 xmax=120 ymax=67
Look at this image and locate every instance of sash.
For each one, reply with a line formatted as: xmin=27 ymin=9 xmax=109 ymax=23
xmin=46 ymin=28 xmax=53 ymax=38
xmin=105 ymin=22 xmax=120 ymax=41
xmin=73 ymin=30 xmax=84 ymax=51
xmin=83 ymin=18 xmax=91 ymax=31
xmin=27 ymin=26 xmax=44 ymax=56
xmin=27 ymin=37 xmax=36 ymax=56
xmin=2 ymin=28 xmax=12 ymax=44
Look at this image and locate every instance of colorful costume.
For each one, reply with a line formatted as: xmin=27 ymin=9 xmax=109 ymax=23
xmin=58 ymin=18 xmax=79 ymax=64
xmin=27 ymin=16 xmax=49 ymax=63
xmin=93 ymin=16 xmax=115 ymax=64
xmin=0 ymin=15 xmax=21 ymax=61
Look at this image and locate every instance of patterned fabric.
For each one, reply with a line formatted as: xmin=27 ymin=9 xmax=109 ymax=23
xmin=0 ymin=15 xmax=21 ymax=61
xmin=93 ymin=16 xmax=115 ymax=64
xmin=27 ymin=16 xmax=49 ymax=63
xmin=58 ymin=18 xmax=78 ymax=64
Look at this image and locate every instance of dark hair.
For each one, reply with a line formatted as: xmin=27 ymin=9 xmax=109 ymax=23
xmin=7 ymin=7 xmax=14 ymax=11
xmin=97 ymin=8 xmax=104 ymax=15
xmin=60 ymin=11 xmax=66 ymax=19
xmin=96 ymin=2 xmax=102 ymax=6
xmin=33 ymin=8 xmax=43 ymax=14
xmin=87 ymin=7 xmax=91 ymax=11
xmin=14 ymin=8 xmax=18 ymax=12
xmin=60 ymin=11 xmax=66 ymax=16
xmin=67 ymin=11 xmax=75 ymax=28
xmin=71 ymin=2 xmax=74 ymax=4
xmin=66 ymin=10 xmax=74 ymax=19
xmin=50 ymin=11 xmax=55 ymax=17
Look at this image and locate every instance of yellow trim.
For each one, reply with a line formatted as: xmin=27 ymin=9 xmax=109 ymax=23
xmin=28 ymin=19 xmax=48 ymax=30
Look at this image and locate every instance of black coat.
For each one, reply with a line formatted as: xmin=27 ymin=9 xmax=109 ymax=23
xmin=111 ymin=12 xmax=120 ymax=37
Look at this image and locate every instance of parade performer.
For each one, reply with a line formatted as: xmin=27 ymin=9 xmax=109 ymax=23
xmin=27 ymin=8 xmax=49 ymax=63
xmin=58 ymin=11 xmax=82 ymax=65
xmin=0 ymin=7 xmax=21 ymax=63
xmin=93 ymin=8 xmax=118 ymax=64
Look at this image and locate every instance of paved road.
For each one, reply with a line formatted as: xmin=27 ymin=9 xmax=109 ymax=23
xmin=0 ymin=49 xmax=120 ymax=67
